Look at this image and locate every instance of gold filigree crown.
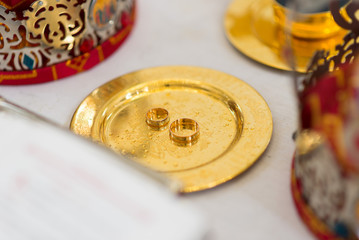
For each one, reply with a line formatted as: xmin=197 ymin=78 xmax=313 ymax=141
xmin=293 ymin=1 xmax=359 ymax=239
xmin=0 ymin=0 xmax=135 ymax=84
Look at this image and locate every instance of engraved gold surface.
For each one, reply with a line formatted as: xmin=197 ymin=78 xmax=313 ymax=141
xmin=70 ymin=66 xmax=273 ymax=192
xmin=224 ymin=0 xmax=347 ymax=72
xmin=25 ymin=0 xmax=86 ymax=50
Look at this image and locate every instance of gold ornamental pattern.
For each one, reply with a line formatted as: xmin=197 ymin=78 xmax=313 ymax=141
xmin=25 ymin=0 xmax=86 ymax=50
xmin=0 ymin=0 xmax=134 ymax=72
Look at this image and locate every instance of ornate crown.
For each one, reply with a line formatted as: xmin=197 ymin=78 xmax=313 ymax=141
xmin=292 ymin=1 xmax=359 ymax=239
xmin=0 ymin=0 xmax=135 ymax=85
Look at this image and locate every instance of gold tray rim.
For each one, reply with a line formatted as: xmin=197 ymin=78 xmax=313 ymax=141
xmin=70 ymin=66 xmax=273 ymax=193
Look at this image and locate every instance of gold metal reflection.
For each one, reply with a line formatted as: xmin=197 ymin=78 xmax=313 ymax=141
xmin=70 ymin=66 xmax=273 ymax=192
xmin=224 ymin=0 xmax=347 ymax=72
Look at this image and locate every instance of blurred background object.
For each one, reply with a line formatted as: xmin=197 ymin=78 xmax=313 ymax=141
xmin=290 ymin=1 xmax=359 ymax=239
xmin=0 ymin=97 xmax=207 ymax=240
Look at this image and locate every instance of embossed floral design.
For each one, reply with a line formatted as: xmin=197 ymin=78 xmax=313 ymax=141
xmin=25 ymin=0 xmax=86 ymax=50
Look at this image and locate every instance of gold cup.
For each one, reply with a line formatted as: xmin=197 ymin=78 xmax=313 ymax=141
xmin=273 ymin=0 xmax=346 ymax=39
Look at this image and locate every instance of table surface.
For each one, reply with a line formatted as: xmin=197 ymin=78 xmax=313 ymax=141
xmin=0 ymin=0 xmax=315 ymax=239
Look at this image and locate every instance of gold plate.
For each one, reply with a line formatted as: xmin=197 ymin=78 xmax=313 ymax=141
xmin=224 ymin=0 xmax=347 ymax=72
xmin=70 ymin=66 xmax=273 ymax=192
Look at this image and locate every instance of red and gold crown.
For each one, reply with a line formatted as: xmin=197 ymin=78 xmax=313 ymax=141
xmin=292 ymin=1 xmax=359 ymax=239
xmin=0 ymin=0 xmax=135 ymax=85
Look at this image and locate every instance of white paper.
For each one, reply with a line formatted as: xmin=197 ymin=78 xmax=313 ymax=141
xmin=0 ymin=102 xmax=206 ymax=240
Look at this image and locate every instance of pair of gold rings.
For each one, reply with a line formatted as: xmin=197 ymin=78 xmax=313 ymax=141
xmin=146 ymin=108 xmax=200 ymax=145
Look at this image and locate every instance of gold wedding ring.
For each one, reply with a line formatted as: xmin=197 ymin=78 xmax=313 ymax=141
xmin=169 ymin=118 xmax=200 ymax=145
xmin=146 ymin=108 xmax=170 ymax=129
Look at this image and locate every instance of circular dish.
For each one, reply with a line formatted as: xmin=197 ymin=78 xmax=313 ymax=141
xmin=224 ymin=0 xmax=347 ymax=72
xmin=70 ymin=66 xmax=273 ymax=192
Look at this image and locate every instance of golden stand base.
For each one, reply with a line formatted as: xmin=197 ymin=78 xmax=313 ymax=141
xmin=224 ymin=0 xmax=347 ymax=72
